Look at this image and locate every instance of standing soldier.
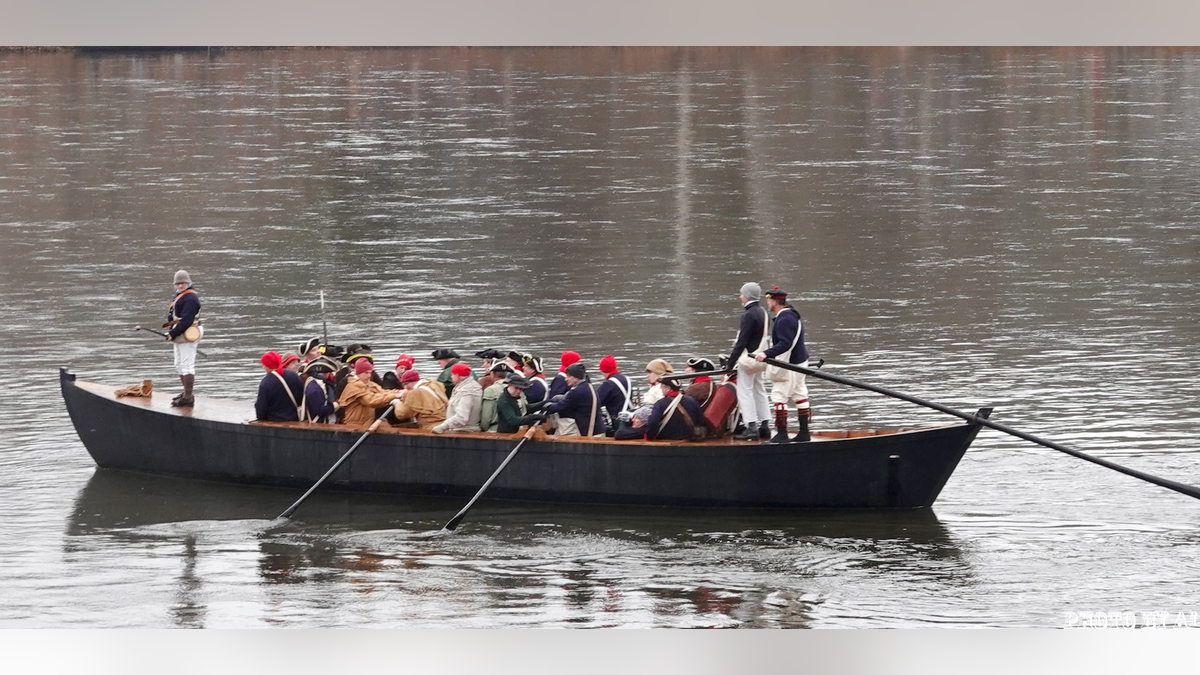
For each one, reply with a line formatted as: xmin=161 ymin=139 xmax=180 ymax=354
xmin=165 ymin=270 xmax=202 ymax=407
xmin=726 ymin=281 xmax=771 ymax=441
xmin=755 ymin=286 xmax=811 ymax=442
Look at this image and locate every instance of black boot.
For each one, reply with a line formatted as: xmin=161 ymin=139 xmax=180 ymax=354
xmin=794 ymin=409 xmax=811 ymax=442
xmin=759 ymin=422 xmax=771 ymax=440
xmin=767 ymin=404 xmax=789 ymax=443
xmin=734 ymin=421 xmax=759 ymax=441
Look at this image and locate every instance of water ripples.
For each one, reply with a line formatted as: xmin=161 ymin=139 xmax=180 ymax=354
xmin=2 ymin=47 xmax=1200 ymax=627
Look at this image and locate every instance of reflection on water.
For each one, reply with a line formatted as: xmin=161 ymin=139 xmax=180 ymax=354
xmin=3 ymin=47 xmax=1200 ymax=627
xmin=170 ymin=535 xmax=205 ymax=629
xmin=63 ymin=469 xmax=966 ymax=628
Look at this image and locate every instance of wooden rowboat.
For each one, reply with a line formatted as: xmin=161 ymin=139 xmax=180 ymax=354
xmin=60 ymin=368 xmax=988 ymax=509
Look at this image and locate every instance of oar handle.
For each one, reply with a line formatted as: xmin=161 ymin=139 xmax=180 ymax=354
xmin=443 ymin=425 xmax=539 ymax=532
xmin=276 ymin=401 xmax=397 ymax=520
xmin=762 ymin=357 xmax=1200 ymax=502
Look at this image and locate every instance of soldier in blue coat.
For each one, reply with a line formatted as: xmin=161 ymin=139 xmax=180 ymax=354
xmin=165 ymin=270 xmax=202 ymax=407
xmin=519 ymin=354 xmax=549 ymax=405
xmin=755 ymin=286 xmax=811 ymax=442
xmin=255 ymin=351 xmax=304 ymax=422
xmin=595 ymin=355 xmax=633 ymax=429
xmin=645 ymin=380 xmax=705 ymax=441
xmin=534 ymin=362 xmax=607 ymax=437
xmin=301 ymin=357 xmax=340 ymax=423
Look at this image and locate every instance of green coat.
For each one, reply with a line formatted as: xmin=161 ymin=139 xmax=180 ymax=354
xmin=495 ymin=389 xmax=530 ymax=434
xmin=437 ymin=359 xmax=463 ymax=399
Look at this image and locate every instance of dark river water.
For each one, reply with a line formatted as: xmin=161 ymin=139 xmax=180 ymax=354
xmin=2 ymin=47 xmax=1198 ymax=628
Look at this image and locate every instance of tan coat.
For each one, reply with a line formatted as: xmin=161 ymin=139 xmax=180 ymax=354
xmin=393 ymin=379 xmax=449 ymax=429
xmin=337 ymin=378 xmax=397 ymax=426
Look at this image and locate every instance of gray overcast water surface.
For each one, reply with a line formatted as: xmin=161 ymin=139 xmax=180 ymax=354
xmin=1 ymin=47 xmax=1198 ymax=627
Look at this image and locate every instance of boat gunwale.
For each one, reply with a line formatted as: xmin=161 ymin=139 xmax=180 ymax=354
xmin=68 ymin=373 xmax=968 ymax=451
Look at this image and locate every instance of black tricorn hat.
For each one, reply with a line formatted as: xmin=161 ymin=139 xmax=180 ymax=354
xmin=432 ymin=348 xmax=460 ymax=360
xmin=319 ymin=343 xmax=346 ymax=360
xmin=506 ymin=350 xmax=524 ymax=364
xmin=303 ymin=356 xmax=339 ymax=375
xmin=521 ymin=354 xmax=543 ymax=373
xmin=686 ymin=357 xmax=716 ymax=371
xmin=299 ymin=337 xmax=321 ymax=356
xmin=489 ymin=362 xmax=514 ymax=374
xmin=343 ymin=343 xmax=374 ymax=364
xmin=475 ymin=348 xmax=506 ymax=360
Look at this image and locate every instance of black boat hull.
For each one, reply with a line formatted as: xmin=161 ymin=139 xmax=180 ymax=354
xmin=61 ymin=368 xmax=984 ymax=509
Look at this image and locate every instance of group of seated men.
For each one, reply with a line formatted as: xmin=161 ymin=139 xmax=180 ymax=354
xmin=253 ymin=339 xmax=728 ymax=442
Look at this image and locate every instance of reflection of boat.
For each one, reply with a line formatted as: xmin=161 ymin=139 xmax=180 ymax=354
xmin=64 ymin=468 xmax=456 ymax=536
xmin=61 ymin=368 xmax=986 ymax=509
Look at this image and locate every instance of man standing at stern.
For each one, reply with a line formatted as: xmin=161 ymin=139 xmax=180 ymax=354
xmin=165 ymin=269 xmax=202 ymax=407
xmin=755 ymin=286 xmax=811 ymax=443
xmin=727 ymin=282 xmax=772 ymax=441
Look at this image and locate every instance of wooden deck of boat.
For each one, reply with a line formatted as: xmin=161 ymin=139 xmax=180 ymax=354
xmin=77 ymin=379 xmax=931 ymax=446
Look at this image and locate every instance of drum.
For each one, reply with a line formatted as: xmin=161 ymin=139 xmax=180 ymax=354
xmin=702 ymin=382 xmax=739 ymax=435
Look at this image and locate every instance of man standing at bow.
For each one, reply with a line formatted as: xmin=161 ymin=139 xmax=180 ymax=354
xmin=755 ymin=286 xmax=812 ymax=442
xmin=165 ymin=269 xmax=203 ymax=407
xmin=726 ymin=282 xmax=772 ymax=441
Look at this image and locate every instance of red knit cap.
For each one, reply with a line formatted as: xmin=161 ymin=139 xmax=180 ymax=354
xmin=451 ymin=362 xmax=472 ymax=377
xmin=400 ymin=369 xmax=420 ymax=384
xmin=354 ymin=358 xmax=374 ymax=375
xmin=559 ymin=351 xmax=581 ymax=372
xmin=599 ymin=355 xmax=618 ymax=374
xmin=395 ymin=354 xmax=415 ymax=369
xmin=261 ymin=351 xmax=282 ymax=371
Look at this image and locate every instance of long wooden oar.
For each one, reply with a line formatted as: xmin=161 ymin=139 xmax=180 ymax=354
xmin=133 ymin=325 xmax=210 ymax=357
xmin=276 ymin=402 xmax=396 ymax=519
xmin=763 ymin=357 xmax=1200 ymax=501
xmin=442 ymin=425 xmax=540 ymax=532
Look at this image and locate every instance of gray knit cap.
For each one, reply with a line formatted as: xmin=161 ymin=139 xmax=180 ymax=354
xmin=740 ymin=282 xmax=761 ymax=301
xmin=174 ymin=270 xmax=192 ymax=285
